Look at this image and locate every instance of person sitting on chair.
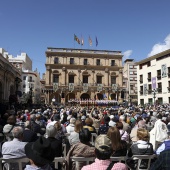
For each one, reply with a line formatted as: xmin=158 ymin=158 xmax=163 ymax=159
xmin=82 ymin=134 xmax=127 ymax=170
xmin=24 ymin=136 xmax=55 ymax=170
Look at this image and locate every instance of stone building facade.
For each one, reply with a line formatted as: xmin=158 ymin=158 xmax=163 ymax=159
xmin=44 ymin=48 xmax=124 ymax=105
xmin=0 ymin=53 xmax=21 ymax=110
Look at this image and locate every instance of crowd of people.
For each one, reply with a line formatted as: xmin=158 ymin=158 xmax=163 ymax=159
xmin=0 ymin=103 xmax=170 ymax=170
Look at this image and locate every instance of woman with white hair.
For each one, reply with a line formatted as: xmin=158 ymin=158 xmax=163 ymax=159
xmin=46 ymin=125 xmax=63 ymax=157
xmin=66 ymin=118 xmax=76 ymax=134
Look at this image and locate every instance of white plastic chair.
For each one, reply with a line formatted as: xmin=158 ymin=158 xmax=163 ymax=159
xmin=0 ymin=157 xmax=29 ymax=170
xmin=129 ymin=155 xmax=156 ymax=170
xmin=110 ymin=156 xmax=126 ymax=162
xmin=90 ymin=133 xmax=97 ymax=146
xmin=53 ymin=157 xmax=65 ymax=170
xmin=71 ymin=156 xmax=95 ymax=169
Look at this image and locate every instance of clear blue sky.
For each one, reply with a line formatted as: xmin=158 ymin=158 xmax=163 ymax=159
xmin=1 ymin=0 xmax=170 ymax=77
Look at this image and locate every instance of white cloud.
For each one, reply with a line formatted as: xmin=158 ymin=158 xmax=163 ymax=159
xmin=148 ymin=34 xmax=170 ymax=57
xmin=123 ymin=50 xmax=133 ymax=61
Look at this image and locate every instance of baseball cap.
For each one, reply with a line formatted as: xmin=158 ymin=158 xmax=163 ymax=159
xmin=95 ymin=135 xmax=112 ymax=152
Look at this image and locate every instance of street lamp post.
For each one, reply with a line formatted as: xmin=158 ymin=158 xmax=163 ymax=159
xmin=152 ymin=89 xmax=157 ymax=105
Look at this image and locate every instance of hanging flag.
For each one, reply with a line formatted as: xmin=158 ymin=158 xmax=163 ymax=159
xmin=96 ymin=36 xmax=98 ymax=47
xmin=74 ymin=34 xmax=80 ymax=44
xmin=89 ymin=36 xmax=92 ymax=46
xmin=81 ymin=35 xmax=84 ymax=46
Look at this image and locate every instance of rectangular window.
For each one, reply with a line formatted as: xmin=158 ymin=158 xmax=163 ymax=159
xmin=168 ymin=67 xmax=170 ymax=78
xmin=84 ymin=59 xmax=88 ymax=65
xmin=97 ymin=76 xmax=102 ymax=84
xmin=140 ymin=86 xmax=143 ymax=95
xmin=148 ymin=72 xmax=151 ymax=82
xmin=157 ymin=82 xmax=162 ymax=93
xmin=29 ymin=76 xmax=32 ymax=82
xmin=23 ymin=84 xmax=26 ymax=88
xmin=148 ymin=84 xmax=152 ymax=94
xmin=54 ymin=57 xmax=59 ymax=64
xmin=129 ymin=65 xmax=133 ymax=69
xmin=83 ymin=76 xmax=88 ymax=83
xmin=130 ymin=85 xmax=133 ymax=90
xmin=139 ymin=65 xmax=142 ymax=69
xmin=53 ymin=75 xmax=59 ymax=83
xmin=111 ymin=76 xmax=116 ymax=84
xmin=157 ymin=70 xmax=161 ymax=80
xmin=96 ymin=59 xmax=100 ymax=66
xmin=111 ymin=60 xmax=115 ymax=66
xmin=23 ymin=76 xmax=26 ymax=80
xmin=69 ymin=75 xmax=74 ymax=83
xmin=130 ymin=77 xmax=134 ymax=81
xmin=140 ymin=75 xmax=143 ymax=83
xmin=130 ymin=72 xmax=133 ymax=75
xmin=70 ymin=58 xmax=74 ymax=64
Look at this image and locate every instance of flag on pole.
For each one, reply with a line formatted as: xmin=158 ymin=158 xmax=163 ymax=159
xmin=81 ymin=35 xmax=84 ymax=46
xmin=74 ymin=34 xmax=80 ymax=44
xmin=96 ymin=36 xmax=98 ymax=47
xmin=89 ymin=36 xmax=92 ymax=46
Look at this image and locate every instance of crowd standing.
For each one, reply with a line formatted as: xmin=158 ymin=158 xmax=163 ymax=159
xmin=0 ymin=103 xmax=170 ymax=169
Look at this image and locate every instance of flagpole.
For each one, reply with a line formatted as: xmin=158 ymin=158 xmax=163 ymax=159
xmin=74 ymin=34 xmax=75 ymax=49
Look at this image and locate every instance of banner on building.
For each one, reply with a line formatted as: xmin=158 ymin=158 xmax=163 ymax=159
xmin=83 ymin=83 xmax=88 ymax=92
xmin=69 ymin=83 xmax=74 ymax=92
xmin=53 ymin=83 xmax=58 ymax=92
xmin=97 ymin=84 xmax=103 ymax=92
xmin=161 ymin=64 xmax=167 ymax=78
xmin=143 ymin=84 xmax=147 ymax=96
xmin=112 ymin=84 xmax=117 ymax=92
xmin=152 ymin=77 xmax=156 ymax=89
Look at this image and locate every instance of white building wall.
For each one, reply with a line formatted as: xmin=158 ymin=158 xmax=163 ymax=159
xmin=137 ymin=54 xmax=170 ymax=105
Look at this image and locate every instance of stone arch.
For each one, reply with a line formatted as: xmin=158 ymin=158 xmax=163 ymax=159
xmin=94 ymin=93 xmax=103 ymax=100
xmin=80 ymin=93 xmax=90 ymax=100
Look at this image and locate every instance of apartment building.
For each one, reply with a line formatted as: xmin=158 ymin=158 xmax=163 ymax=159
xmin=136 ymin=49 xmax=170 ymax=105
xmin=123 ymin=59 xmax=138 ymax=104
xmin=44 ymin=48 xmax=124 ymax=104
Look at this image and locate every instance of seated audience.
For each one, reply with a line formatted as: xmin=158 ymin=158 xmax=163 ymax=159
xmin=24 ymin=136 xmax=55 ymax=170
xmin=130 ymin=120 xmax=146 ymax=143
xmin=150 ymin=149 xmax=170 ymax=170
xmin=82 ymin=134 xmax=127 ymax=170
xmin=107 ymin=126 xmax=127 ymax=157
xmin=98 ymin=116 xmax=110 ymax=135
xmin=66 ymin=117 xmax=76 ymax=134
xmin=46 ymin=125 xmax=63 ymax=157
xmin=69 ymin=120 xmax=83 ymax=145
xmin=89 ymin=108 xmax=103 ymax=128
xmin=126 ymin=128 xmax=153 ymax=169
xmin=83 ymin=118 xmax=96 ymax=133
xmin=66 ymin=128 xmax=95 ymax=170
xmin=156 ymin=125 xmax=170 ymax=155
xmin=2 ymin=126 xmax=27 ymax=159
xmin=3 ymin=115 xmax=18 ymax=141
xmin=116 ymin=122 xmax=129 ymax=143
xmin=30 ymin=114 xmax=45 ymax=135
xmin=23 ymin=121 xmax=38 ymax=142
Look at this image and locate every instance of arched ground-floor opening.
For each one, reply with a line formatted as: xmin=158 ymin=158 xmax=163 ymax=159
xmin=80 ymin=93 xmax=90 ymax=100
xmin=94 ymin=93 xmax=103 ymax=100
xmin=110 ymin=93 xmax=117 ymax=100
xmin=65 ymin=93 xmax=75 ymax=103
xmin=49 ymin=92 xmax=61 ymax=104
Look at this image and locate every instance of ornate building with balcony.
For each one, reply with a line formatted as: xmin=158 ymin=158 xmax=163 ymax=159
xmin=44 ymin=47 xmax=124 ymax=105
xmin=136 ymin=49 xmax=170 ymax=105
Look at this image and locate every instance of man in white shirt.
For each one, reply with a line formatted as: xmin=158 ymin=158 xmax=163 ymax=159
xmin=2 ymin=126 xmax=27 ymax=159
